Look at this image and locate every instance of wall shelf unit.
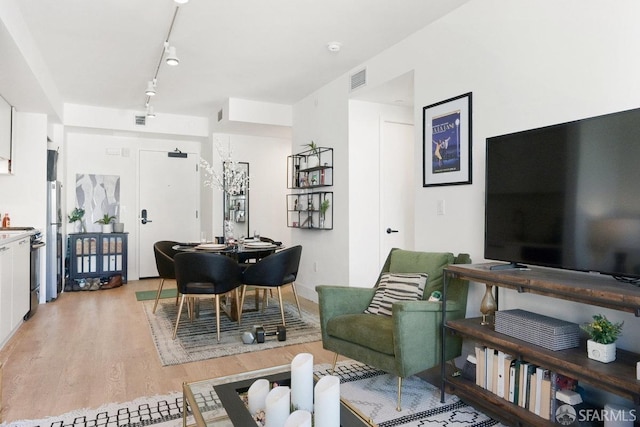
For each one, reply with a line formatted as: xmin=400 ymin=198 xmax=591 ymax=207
xmin=287 ymin=147 xmax=333 ymax=189
xmin=441 ymin=263 xmax=640 ymax=426
xmin=286 ymin=192 xmax=333 ymax=230
xmin=286 ymin=146 xmax=333 ymax=230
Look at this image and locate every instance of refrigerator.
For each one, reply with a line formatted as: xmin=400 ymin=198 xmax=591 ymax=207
xmin=45 ymin=180 xmax=62 ymax=302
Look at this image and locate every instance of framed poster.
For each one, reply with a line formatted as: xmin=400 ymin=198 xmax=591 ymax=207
xmin=422 ymin=92 xmax=472 ymax=187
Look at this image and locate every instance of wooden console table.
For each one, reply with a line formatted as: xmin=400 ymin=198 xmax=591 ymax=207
xmin=440 ymin=263 xmax=640 ymax=426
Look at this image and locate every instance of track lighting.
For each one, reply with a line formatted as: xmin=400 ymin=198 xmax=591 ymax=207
xmin=145 ymin=80 xmax=156 ymax=96
xmin=165 ymin=46 xmax=179 ymax=66
xmin=146 ymin=105 xmax=156 ymax=119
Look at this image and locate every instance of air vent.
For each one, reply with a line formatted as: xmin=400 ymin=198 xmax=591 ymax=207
xmin=350 ymin=68 xmax=367 ymax=91
xmin=135 ymin=115 xmax=146 ymax=126
xmin=217 ymin=109 xmax=223 ymax=122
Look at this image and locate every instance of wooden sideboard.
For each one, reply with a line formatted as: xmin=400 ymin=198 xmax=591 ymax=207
xmin=441 ymin=263 xmax=640 ymax=426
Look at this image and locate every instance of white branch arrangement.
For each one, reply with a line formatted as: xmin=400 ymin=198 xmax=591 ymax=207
xmin=200 ymin=141 xmax=249 ymax=195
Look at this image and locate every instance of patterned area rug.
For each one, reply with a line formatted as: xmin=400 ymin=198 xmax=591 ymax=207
xmin=4 ymin=361 xmax=507 ymax=427
xmin=141 ymin=297 xmax=321 ymax=366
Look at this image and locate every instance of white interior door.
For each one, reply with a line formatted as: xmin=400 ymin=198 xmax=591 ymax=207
xmin=380 ymin=121 xmax=415 ymax=266
xmin=138 ymin=150 xmax=199 ymax=278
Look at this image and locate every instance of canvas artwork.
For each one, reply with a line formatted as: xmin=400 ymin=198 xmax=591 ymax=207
xmin=75 ymin=174 xmax=120 ymax=232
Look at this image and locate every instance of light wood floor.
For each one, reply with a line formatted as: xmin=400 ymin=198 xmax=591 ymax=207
xmin=0 ymin=279 xmax=337 ymax=423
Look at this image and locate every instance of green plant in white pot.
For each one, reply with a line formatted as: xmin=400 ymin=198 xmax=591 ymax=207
xmin=581 ymin=314 xmax=623 ymax=363
xmin=302 ymin=141 xmax=319 ymax=168
xmin=96 ymin=214 xmax=116 ymax=233
xmin=319 ymin=198 xmax=330 ymax=228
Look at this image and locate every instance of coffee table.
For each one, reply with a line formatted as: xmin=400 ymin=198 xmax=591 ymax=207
xmin=182 ymin=364 xmax=375 ymax=426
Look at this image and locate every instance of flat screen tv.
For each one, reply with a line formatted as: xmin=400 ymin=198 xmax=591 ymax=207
xmin=485 ymin=107 xmax=640 ymax=282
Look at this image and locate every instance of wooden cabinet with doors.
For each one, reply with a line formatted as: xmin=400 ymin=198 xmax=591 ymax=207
xmin=66 ymin=233 xmax=127 ymax=288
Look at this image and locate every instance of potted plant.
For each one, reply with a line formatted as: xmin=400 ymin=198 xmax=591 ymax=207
xmin=581 ymin=314 xmax=623 ymax=363
xmin=96 ymin=213 xmax=116 ymax=233
xmin=302 ymin=141 xmax=319 ymax=168
xmin=319 ymin=198 xmax=330 ymax=228
xmin=68 ymin=207 xmax=86 ymax=233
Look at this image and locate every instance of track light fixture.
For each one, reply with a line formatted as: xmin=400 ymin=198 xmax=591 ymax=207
xmin=146 ymin=105 xmax=156 ymax=119
xmin=145 ymin=79 xmax=157 ymax=96
xmin=165 ymin=45 xmax=179 ymax=66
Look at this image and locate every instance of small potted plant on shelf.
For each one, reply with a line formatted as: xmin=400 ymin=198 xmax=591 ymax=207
xmin=96 ymin=213 xmax=116 ymax=233
xmin=302 ymin=141 xmax=319 ymax=168
xmin=68 ymin=207 xmax=86 ymax=233
xmin=319 ymin=199 xmax=330 ymax=228
xmin=581 ymin=313 xmax=623 ymax=363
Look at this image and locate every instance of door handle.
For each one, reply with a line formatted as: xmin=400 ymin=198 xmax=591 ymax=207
xmin=141 ymin=209 xmax=153 ymax=225
xmin=386 ymin=228 xmax=398 ymax=234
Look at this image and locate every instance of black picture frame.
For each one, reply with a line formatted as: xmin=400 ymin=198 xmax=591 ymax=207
xmin=422 ymin=92 xmax=472 ymax=187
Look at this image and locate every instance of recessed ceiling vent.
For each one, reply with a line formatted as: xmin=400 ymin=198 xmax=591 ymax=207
xmin=135 ymin=115 xmax=146 ymax=126
xmin=350 ymin=68 xmax=367 ymax=92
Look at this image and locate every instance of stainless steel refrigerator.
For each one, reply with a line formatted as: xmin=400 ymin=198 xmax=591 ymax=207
xmin=45 ymin=180 xmax=62 ymax=301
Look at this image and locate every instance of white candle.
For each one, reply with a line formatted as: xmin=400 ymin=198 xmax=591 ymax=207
xmin=291 ymin=353 xmax=314 ymax=412
xmin=265 ymin=386 xmax=290 ymax=427
xmin=248 ymin=378 xmax=270 ymax=416
xmin=284 ymin=410 xmax=312 ymax=427
xmin=314 ymin=375 xmax=340 ymax=427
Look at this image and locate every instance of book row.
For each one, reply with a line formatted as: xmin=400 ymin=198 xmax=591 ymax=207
xmin=473 ymin=346 xmax=578 ymax=421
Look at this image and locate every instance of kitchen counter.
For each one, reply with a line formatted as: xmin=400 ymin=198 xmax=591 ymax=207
xmin=0 ymin=231 xmax=32 ymax=245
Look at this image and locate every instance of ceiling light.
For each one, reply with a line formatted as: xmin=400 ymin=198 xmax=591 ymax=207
xmin=165 ymin=46 xmax=180 ymax=66
xmin=174 ymin=0 xmax=189 ymax=3
xmin=327 ymin=42 xmax=342 ymax=52
xmin=145 ymin=80 xmax=156 ymax=96
xmin=146 ymin=106 xmax=156 ymax=119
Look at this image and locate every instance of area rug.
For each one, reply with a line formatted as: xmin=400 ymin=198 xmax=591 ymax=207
xmin=142 ymin=298 xmax=321 ymax=366
xmin=135 ymin=288 xmax=177 ymax=301
xmin=3 ymin=361 xmax=506 ymax=427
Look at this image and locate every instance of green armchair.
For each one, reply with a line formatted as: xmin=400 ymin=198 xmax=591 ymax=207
xmin=316 ymin=249 xmax=470 ymax=411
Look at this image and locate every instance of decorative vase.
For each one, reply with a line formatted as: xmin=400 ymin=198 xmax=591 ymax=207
xmin=587 ymin=339 xmax=616 ymax=363
xmin=307 ymin=154 xmax=319 ymax=169
xmin=480 ymin=284 xmax=497 ymax=325
xmin=113 ymin=222 xmax=124 ymax=233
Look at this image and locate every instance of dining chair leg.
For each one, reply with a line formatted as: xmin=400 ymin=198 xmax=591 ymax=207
xmin=290 ymin=282 xmax=302 ymax=318
xmin=173 ymin=294 xmax=186 ymax=339
xmin=331 ymin=352 xmax=339 ymax=373
xmin=238 ymin=285 xmax=247 ymax=325
xmin=215 ymin=294 xmax=221 ymax=343
xmin=152 ymin=278 xmax=165 ymax=314
xmin=277 ymin=287 xmax=286 ymax=326
xmin=234 ymin=288 xmax=241 ymax=322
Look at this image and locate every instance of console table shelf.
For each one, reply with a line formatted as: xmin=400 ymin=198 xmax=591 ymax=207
xmin=441 ymin=263 xmax=640 ymax=425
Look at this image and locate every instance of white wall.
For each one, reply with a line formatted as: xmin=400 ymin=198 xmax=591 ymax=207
xmin=293 ymin=0 xmax=640 ymax=406
xmin=292 ymin=78 xmax=350 ymax=300
xmin=64 ymin=131 xmax=203 ymax=280
xmin=207 ymin=133 xmax=291 ymax=246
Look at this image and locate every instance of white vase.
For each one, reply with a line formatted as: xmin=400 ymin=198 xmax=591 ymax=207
xmin=307 ymin=155 xmax=319 ymax=168
xmin=587 ymin=339 xmax=616 ymax=363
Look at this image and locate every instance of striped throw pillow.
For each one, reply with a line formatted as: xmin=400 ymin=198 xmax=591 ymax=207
xmin=364 ymin=272 xmax=429 ymax=316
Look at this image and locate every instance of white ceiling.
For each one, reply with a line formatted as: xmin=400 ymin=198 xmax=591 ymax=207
xmin=4 ymin=0 xmax=468 ymax=119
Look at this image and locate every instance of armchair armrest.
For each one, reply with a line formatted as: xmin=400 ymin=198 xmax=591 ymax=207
xmin=391 ymin=299 xmax=466 ymax=377
xmin=316 ymin=285 xmax=375 ymax=317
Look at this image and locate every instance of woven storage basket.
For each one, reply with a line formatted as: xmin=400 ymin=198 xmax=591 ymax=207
xmin=494 ymin=309 xmax=580 ymax=351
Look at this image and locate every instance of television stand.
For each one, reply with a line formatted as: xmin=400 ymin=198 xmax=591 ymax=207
xmin=489 ymin=262 xmax=528 ymax=271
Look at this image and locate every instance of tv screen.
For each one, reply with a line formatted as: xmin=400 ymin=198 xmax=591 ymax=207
xmin=485 ymin=107 xmax=640 ymax=280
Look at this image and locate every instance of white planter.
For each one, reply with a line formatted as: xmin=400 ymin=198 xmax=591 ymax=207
xmin=307 ymin=155 xmax=319 ymax=168
xmin=101 ymin=223 xmax=113 ymax=233
xmin=587 ymin=339 xmax=616 ymax=363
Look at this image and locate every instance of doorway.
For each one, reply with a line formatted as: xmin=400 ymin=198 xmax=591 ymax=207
xmin=138 ymin=150 xmax=200 ymax=278
xmin=379 ymin=120 xmax=415 ymax=266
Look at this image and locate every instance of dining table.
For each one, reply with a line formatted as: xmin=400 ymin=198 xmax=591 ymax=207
xmin=172 ymin=238 xmax=283 ymax=321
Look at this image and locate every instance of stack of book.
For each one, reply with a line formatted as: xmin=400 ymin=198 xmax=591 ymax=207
xmin=474 ymin=346 xmax=578 ymax=421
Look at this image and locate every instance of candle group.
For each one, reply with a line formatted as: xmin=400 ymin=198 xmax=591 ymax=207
xmin=248 ymin=353 xmax=341 ymax=427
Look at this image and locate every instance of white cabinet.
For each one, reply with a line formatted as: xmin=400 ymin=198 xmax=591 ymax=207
xmin=0 ymin=243 xmax=12 ymax=343
xmin=0 ymin=236 xmax=30 ymax=347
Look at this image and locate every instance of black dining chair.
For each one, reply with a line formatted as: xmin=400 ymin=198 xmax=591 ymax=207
xmin=238 ymin=245 xmax=303 ymax=326
xmin=152 ymin=240 xmax=180 ymax=314
xmin=173 ymin=252 xmax=243 ymax=342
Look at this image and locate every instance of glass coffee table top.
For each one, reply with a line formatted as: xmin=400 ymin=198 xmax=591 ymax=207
xmin=182 ymin=364 xmax=375 ymax=426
